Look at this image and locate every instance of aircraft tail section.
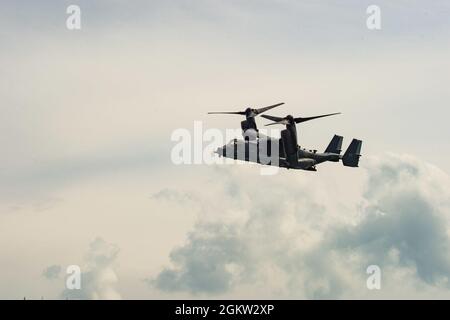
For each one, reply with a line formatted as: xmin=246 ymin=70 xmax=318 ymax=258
xmin=325 ymin=135 xmax=343 ymax=154
xmin=281 ymin=129 xmax=298 ymax=167
xmin=342 ymin=139 xmax=362 ymax=167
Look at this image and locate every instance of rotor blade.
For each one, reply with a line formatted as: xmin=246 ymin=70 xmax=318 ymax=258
xmin=207 ymin=111 xmax=246 ymax=115
xmin=260 ymin=114 xmax=285 ymax=122
xmin=294 ymin=112 xmax=341 ymax=124
xmin=265 ymin=119 xmax=289 ymax=126
xmin=254 ymin=102 xmax=285 ymax=115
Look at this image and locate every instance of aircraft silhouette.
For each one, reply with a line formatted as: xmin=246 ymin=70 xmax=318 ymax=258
xmin=208 ymin=103 xmax=362 ymax=171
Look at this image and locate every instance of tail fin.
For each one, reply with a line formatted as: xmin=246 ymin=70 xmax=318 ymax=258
xmin=342 ymin=139 xmax=362 ymax=167
xmin=325 ymin=135 xmax=343 ymax=154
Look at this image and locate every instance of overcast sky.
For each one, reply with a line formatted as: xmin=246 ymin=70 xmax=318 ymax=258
xmin=0 ymin=0 xmax=449 ymax=299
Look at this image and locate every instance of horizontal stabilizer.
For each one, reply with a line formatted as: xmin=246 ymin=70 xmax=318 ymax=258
xmin=342 ymin=139 xmax=362 ymax=167
xmin=325 ymin=135 xmax=343 ymax=154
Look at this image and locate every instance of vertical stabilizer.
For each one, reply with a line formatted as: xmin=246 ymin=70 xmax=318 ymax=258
xmin=325 ymin=135 xmax=343 ymax=154
xmin=342 ymin=139 xmax=362 ymax=167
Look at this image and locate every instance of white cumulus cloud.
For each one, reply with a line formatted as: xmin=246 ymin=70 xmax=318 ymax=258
xmin=150 ymin=154 xmax=450 ymax=299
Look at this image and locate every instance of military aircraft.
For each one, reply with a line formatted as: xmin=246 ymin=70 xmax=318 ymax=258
xmin=208 ymin=103 xmax=362 ymax=171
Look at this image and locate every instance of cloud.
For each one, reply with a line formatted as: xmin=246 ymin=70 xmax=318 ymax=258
xmin=150 ymin=188 xmax=197 ymax=204
xmin=325 ymin=154 xmax=450 ymax=287
xmin=296 ymin=159 xmax=450 ymax=298
xmin=60 ymin=238 xmax=121 ymax=300
xmin=150 ymin=154 xmax=450 ymax=298
xmin=149 ymin=223 xmax=249 ymax=293
xmin=42 ymin=265 xmax=62 ymax=280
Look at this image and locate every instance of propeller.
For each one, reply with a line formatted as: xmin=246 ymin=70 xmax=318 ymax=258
xmin=208 ymin=102 xmax=284 ymax=118
xmin=262 ymin=112 xmax=341 ymax=126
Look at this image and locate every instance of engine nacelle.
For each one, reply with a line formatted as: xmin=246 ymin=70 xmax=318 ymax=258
xmin=241 ymin=119 xmax=257 ymax=132
xmin=281 ymin=129 xmax=298 ymax=167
